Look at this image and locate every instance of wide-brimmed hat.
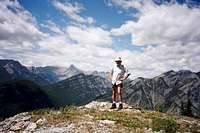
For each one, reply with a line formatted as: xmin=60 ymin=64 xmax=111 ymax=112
xmin=115 ymin=57 xmax=122 ymax=62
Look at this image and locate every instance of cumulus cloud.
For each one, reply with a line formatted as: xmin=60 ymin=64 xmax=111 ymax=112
xmin=36 ymin=35 xmax=116 ymax=70
xmin=66 ymin=26 xmax=113 ymax=46
xmin=0 ymin=0 xmax=200 ymax=79
xmin=0 ymin=0 xmax=46 ymax=45
xmin=52 ymin=0 xmax=95 ymax=24
xmin=0 ymin=0 xmax=114 ymax=72
xmin=111 ymin=1 xmax=200 ymax=46
xmin=108 ymin=0 xmax=200 ymax=78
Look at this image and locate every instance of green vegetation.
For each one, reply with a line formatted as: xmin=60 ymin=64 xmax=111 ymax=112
xmin=31 ymin=106 xmax=85 ymax=124
xmin=89 ymin=110 xmax=146 ymax=129
xmin=155 ymin=104 xmax=165 ymax=112
xmin=152 ymin=117 xmax=179 ymax=133
xmin=30 ymin=106 xmax=200 ymax=132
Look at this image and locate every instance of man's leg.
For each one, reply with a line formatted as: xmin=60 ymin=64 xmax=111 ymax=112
xmin=111 ymin=84 xmax=117 ymax=109
xmin=117 ymin=84 xmax=123 ymax=109
xmin=112 ymin=85 xmax=117 ymax=102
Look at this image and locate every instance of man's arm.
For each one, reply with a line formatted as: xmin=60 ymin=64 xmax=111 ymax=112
xmin=120 ymin=66 xmax=130 ymax=80
xmin=108 ymin=68 xmax=113 ymax=82
xmin=124 ymin=73 xmax=131 ymax=80
xmin=109 ymin=72 xmax=112 ymax=82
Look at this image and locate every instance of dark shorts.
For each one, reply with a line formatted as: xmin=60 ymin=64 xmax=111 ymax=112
xmin=112 ymin=83 xmax=123 ymax=89
xmin=112 ymin=83 xmax=123 ymax=99
xmin=112 ymin=84 xmax=123 ymax=95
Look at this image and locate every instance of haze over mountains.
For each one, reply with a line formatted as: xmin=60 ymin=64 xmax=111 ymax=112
xmin=28 ymin=64 xmax=109 ymax=84
xmin=28 ymin=65 xmax=83 ymax=84
xmin=0 ymin=59 xmax=200 ymax=119
xmin=0 ymin=59 xmax=108 ymax=84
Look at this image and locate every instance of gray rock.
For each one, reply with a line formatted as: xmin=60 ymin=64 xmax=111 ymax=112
xmin=25 ymin=122 xmax=37 ymax=131
xmin=36 ymin=118 xmax=47 ymax=126
xmin=10 ymin=121 xmax=24 ymax=131
xmin=99 ymin=120 xmax=115 ymax=125
xmin=7 ymin=131 xmax=15 ymax=133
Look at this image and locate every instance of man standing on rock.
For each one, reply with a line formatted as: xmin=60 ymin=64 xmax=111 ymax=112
xmin=109 ymin=57 xmax=130 ymax=110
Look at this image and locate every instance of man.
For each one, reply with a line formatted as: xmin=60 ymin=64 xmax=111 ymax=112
xmin=109 ymin=57 xmax=130 ymax=110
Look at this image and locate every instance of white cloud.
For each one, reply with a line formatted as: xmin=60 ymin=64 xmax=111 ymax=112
xmin=0 ymin=0 xmax=200 ymax=80
xmin=66 ymin=26 xmax=113 ymax=46
xmin=0 ymin=0 xmax=46 ymax=45
xmin=52 ymin=0 xmax=95 ymax=24
xmin=41 ymin=20 xmax=64 ymax=34
xmin=0 ymin=1 xmax=114 ymax=72
xmin=108 ymin=1 xmax=200 ymax=78
xmin=106 ymin=0 xmax=145 ymax=10
xmin=106 ymin=0 xmax=144 ymax=10
xmin=24 ymin=34 xmax=117 ymax=71
xmin=111 ymin=2 xmax=200 ymax=46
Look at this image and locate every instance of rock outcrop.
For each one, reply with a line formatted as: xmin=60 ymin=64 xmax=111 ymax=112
xmin=0 ymin=101 xmax=200 ymax=133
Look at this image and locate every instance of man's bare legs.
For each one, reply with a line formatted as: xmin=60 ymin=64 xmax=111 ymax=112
xmin=111 ymin=85 xmax=117 ymax=109
xmin=117 ymin=84 xmax=123 ymax=109
xmin=117 ymin=85 xmax=122 ymax=103
xmin=112 ymin=85 xmax=117 ymax=102
xmin=111 ymin=84 xmax=123 ymax=109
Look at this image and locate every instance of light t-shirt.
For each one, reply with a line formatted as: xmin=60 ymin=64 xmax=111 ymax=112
xmin=111 ymin=64 xmax=128 ymax=85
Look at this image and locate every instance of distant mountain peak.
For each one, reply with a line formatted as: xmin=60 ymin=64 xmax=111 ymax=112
xmin=177 ymin=69 xmax=193 ymax=74
xmin=64 ymin=64 xmax=82 ymax=73
xmin=66 ymin=64 xmax=81 ymax=72
xmin=68 ymin=64 xmax=76 ymax=68
xmin=163 ymin=70 xmax=175 ymax=75
xmin=0 ymin=59 xmax=49 ymax=85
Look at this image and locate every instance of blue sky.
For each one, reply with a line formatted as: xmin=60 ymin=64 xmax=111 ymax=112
xmin=20 ymin=0 xmax=134 ymax=28
xmin=19 ymin=0 xmax=138 ymax=51
xmin=0 ymin=0 xmax=200 ymax=78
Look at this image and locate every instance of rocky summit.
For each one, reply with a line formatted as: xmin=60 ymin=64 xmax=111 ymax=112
xmin=0 ymin=101 xmax=200 ymax=133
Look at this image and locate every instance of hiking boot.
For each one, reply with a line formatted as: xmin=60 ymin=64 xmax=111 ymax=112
xmin=118 ymin=103 xmax=123 ymax=110
xmin=110 ymin=103 xmax=117 ymax=109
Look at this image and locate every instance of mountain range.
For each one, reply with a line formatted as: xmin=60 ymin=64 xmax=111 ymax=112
xmin=0 ymin=59 xmax=108 ymax=85
xmin=28 ymin=64 xmax=109 ymax=84
xmin=28 ymin=65 xmax=83 ymax=84
xmin=0 ymin=59 xmax=200 ymax=119
xmin=0 ymin=59 xmax=111 ymax=119
xmin=123 ymin=70 xmax=200 ymax=117
xmin=44 ymin=73 xmax=111 ymax=106
xmin=0 ymin=59 xmax=48 ymax=85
